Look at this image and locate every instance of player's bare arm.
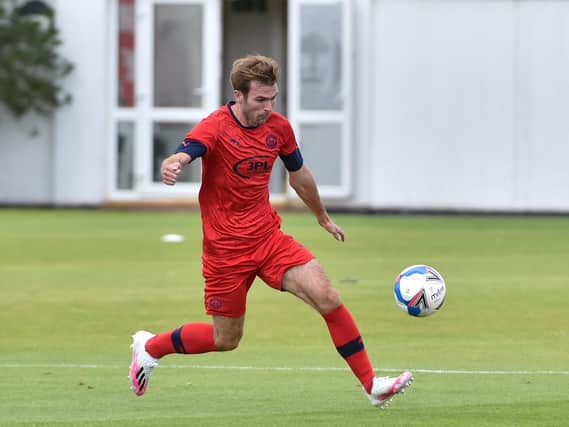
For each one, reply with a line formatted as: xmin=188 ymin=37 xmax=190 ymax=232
xmin=288 ymin=165 xmax=345 ymax=242
xmin=161 ymin=153 xmax=191 ymax=185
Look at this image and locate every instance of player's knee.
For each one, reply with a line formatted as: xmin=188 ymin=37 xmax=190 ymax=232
xmin=214 ymin=334 xmax=241 ymax=351
xmin=315 ymin=286 xmax=341 ymax=313
xmin=216 ymin=339 xmax=240 ymax=351
xmin=326 ymin=287 xmax=341 ymax=307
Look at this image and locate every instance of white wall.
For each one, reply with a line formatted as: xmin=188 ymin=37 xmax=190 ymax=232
xmin=0 ymin=0 xmax=56 ymax=204
xmin=515 ymin=1 xmax=569 ymax=210
xmin=52 ymin=0 xmax=109 ymax=205
xmin=357 ymin=0 xmax=569 ymax=212
xmin=0 ymin=106 xmax=54 ymax=204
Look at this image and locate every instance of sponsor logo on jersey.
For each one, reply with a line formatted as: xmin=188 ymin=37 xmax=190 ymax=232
xmin=232 ymin=155 xmax=272 ymax=179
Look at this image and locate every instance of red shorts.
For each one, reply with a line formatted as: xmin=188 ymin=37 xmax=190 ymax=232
xmin=202 ymin=229 xmax=314 ymax=317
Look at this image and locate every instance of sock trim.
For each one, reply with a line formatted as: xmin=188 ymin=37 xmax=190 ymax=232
xmin=171 ymin=326 xmax=186 ymax=353
xmin=336 ymin=335 xmax=364 ymax=358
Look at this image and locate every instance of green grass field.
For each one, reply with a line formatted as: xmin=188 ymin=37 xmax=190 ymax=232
xmin=1 ymin=209 xmax=568 ymax=426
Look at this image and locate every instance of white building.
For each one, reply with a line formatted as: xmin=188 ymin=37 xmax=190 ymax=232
xmin=1 ymin=0 xmax=569 ymax=212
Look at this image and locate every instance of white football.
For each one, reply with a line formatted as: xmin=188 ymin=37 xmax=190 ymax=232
xmin=393 ymin=264 xmax=446 ymax=317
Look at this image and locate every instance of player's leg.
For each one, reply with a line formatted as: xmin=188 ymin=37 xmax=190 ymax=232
xmin=282 ymin=260 xmax=413 ymax=409
xmin=257 ymin=230 xmax=413 ymax=408
xmin=280 ymin=259 xmax=338 ymax=314
xmin=144 ymin=313 xmax=244 ymax=354
xmin=129 ymin=316 xmax=244 ymax=396
xmin=212 ymin=314 xmax=245 ymax=351
xmin=281 ymin=259 xmax=375 ymax=391
xmin=129 ymin=321 xmax=219 ymax=397
xmin=257 ymin=232 xmax=376 ymax=392
xmin=129 ymin=258 xmax=254 ymax=396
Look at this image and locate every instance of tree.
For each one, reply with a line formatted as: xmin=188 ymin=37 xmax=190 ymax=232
xmin=0 ymin=0 xmax=73 ymax=118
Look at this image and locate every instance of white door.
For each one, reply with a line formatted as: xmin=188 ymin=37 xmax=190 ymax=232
xmin=109 ymin=0 xmax=221 ymax=200
xmin=288 ymin=0 xmax=352 ymax=198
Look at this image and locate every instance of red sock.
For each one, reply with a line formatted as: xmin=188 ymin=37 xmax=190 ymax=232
xmin=145 ymin=323 xmax=217 ymax=359
xmin=322 ymin=305 xmax=375 ymax=393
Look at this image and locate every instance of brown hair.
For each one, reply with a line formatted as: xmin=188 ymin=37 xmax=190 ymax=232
xmin=230 ymin=54 xmax=280 ymax=96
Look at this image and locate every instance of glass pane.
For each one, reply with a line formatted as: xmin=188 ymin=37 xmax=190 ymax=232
xmin=118 ymin=0 xmax=135 ymax=107
xmin=153 ymin=122 xmax=201 ymax=183
xmin=117 ymin=122 xmax=135 ymax=190
xmin=299 ymin=124 xmax=342 ymax=186
xmin=300 ymin=4 xmax=342 ymax=110
xmin=154 ymin=5 xmax=203 ymax=107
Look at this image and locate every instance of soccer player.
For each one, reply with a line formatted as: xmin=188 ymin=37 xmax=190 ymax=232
xmin=129 ymin=55 xmax=413 ymax=409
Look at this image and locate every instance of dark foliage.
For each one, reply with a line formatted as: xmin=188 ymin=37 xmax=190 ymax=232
xmin=0 ymin=0 xmax=73 ymax=118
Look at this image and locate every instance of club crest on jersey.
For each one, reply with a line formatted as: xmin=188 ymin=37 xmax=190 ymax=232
xmin=208 ymin=297 xmax=223 ymax=311
xmin=233 ymin=155 xmax=273 ymax=179
xmin=265 ymin=134 xmax=278 ymax=149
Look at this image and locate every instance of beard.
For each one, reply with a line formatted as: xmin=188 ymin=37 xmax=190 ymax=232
xmin=244 ymin=110 xmax=269 ymax=127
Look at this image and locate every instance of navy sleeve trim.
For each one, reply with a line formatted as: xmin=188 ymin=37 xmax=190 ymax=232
xmin=175 ymin=139 xmax=207 ymax=160
xmin=279 ymin=148 xmax=303 ymax=172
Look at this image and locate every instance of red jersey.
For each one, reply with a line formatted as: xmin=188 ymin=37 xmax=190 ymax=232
xmin=185 ymin=103 xmax=299 ymax=254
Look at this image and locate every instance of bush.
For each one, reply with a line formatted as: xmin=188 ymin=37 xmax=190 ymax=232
xmin=0 ymin=0 xmax=73 ymax=118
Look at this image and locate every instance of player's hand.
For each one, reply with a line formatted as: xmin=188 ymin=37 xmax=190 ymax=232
xmin=162 ymin=161 xmax=182 ymax=185
xmin=319 ymin=218 xmax=345 ymax=242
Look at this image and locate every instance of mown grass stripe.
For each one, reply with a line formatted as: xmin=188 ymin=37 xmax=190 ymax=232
xmin=1 ymin=363 xmax=567 ymax=375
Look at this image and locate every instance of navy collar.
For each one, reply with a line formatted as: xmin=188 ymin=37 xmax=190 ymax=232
xmin=227 ymin=101 xmax=261 ymax=130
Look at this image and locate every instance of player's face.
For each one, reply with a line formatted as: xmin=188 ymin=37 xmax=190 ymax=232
xmin=237 ymin=81 xmax=278 ymax=127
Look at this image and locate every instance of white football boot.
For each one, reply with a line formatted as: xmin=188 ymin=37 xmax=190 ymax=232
xmin=366 ymin=371 xmax=414 ymax=409
xmin=129 ymin=330 xmax=159 ymax=396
